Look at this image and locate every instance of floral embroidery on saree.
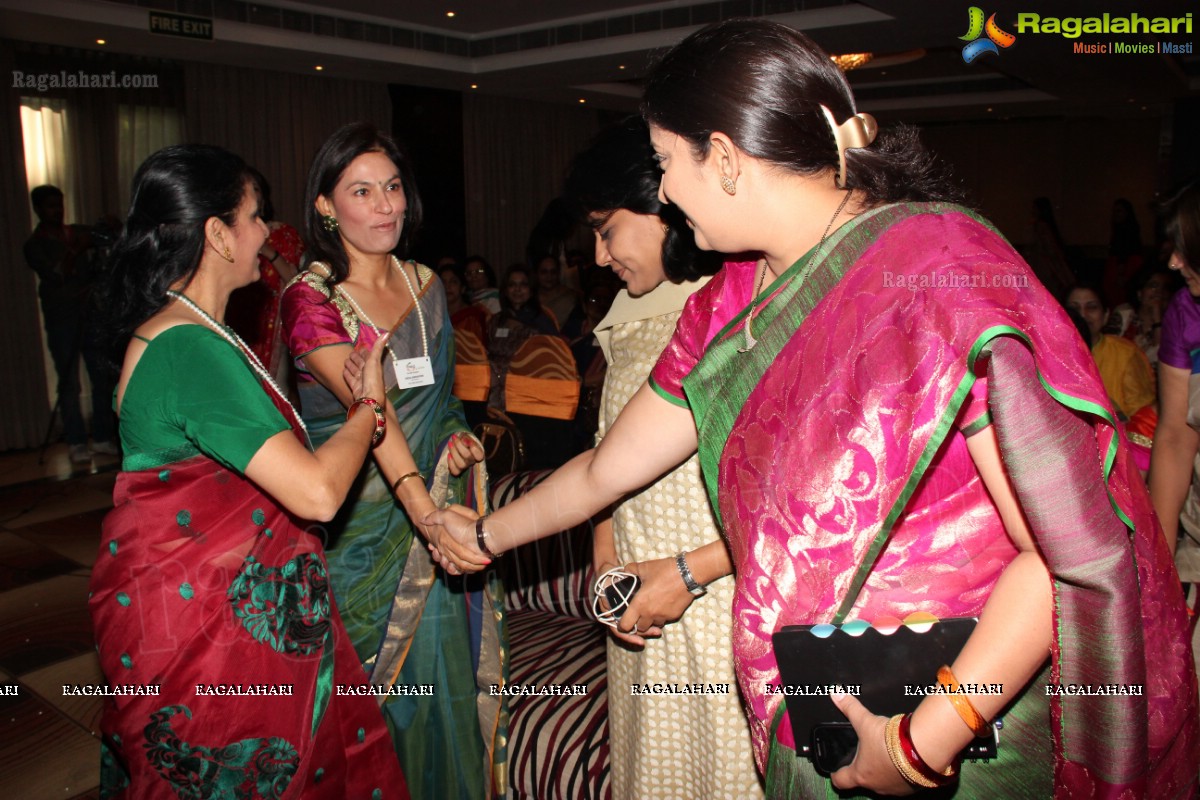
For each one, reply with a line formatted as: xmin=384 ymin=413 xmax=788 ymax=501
xmin=143 ymin=705 xmax=299 ymax=799
xmin=227 ymin=554 xmax=331 ymax=655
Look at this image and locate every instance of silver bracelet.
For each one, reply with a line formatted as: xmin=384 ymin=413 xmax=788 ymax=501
xmin=675 ymin=551 xmax=706 ymax=597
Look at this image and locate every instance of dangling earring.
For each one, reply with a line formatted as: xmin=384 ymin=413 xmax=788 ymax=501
xmin=321 ymin=214 xmax=339 ymax=233
xmin=720 ymin=175 xmax=737 ymax=196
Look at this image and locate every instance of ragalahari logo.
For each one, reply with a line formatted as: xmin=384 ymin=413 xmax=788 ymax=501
xmin=960 ymin=7 xmax=1017 ymax=63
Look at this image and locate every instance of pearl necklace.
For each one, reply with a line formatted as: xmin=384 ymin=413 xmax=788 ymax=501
xmin=165 ymin=290 xmax=309 ymax=438
xmin=739 ymin=190 xmax=854 ymax=353
xmin=336 ymin=256 xmax=429 ymax=369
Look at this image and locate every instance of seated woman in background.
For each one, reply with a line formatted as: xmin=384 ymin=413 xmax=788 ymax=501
xmin=464 ymin=254 xmax=501 ymax=315
xmin=440 ymin=260 xmax=489 ymax=345
xmin=564 ymin=115 xmax=760 ymax=799
xmin=1066 ymin=283 xmax=1156 ymax=419
xmin=91 ymin=144 xmax=406 ymax=798
xmin=485 ymin=263 xmax=558 ymax=410
xmin=1106 ymin=267 xmax=1176 ymax=370
xmin=280 ymin=122 xmax=501 ymax=800
xmin=535 ymin=254 xmax=582 ymax=330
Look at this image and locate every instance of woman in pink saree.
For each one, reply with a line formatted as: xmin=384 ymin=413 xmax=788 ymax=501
xmin=429 ymin=19 xmax=1198 ymax=798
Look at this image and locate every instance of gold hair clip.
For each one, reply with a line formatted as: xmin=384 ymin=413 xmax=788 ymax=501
xmin=820 ymin=104 xmax=879 ymax=188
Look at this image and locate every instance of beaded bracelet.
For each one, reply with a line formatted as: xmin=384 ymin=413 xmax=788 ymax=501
xmin=347 ymin=397 xmax=386 ymax=447
xmin=937 ymin=665 xmax=992 ymax=737
xmin=475 ymin=516 xmax=497 ymax=559
xmin=391 ymin=471 xmax=424 ymax=494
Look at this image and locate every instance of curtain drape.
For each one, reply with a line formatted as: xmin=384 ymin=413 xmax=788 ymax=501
xmin=1 ymin=45 xmax=50 ymax=450
xmin=183 ymin=62 xmax=391 ymax=229
xmin=463 ymin=94 xmax=599 ymax=269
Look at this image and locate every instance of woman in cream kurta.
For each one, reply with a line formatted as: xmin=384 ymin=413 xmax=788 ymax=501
xmin=595 ymin=280 xmax=762 ymax=799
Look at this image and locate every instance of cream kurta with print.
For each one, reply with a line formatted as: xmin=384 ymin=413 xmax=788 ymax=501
xmin=596 ymin=281 xmax=762 ymax=800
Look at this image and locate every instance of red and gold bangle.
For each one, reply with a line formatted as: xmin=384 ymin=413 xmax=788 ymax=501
xmin=883 ymin=714 xmax=932 ymax=788
xmin=937 ymin=665 xmax=992 ymax=737
xmin=347 ymin=397 xmax=386 ymax=447
xmin=898 ymin=713 xmax=958 ymax=788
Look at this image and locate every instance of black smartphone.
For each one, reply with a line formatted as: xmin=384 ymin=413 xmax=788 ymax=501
xmin=603 ymin=574 xmax=640 ymax=614
xmin=811 ymin=722 xmax=997 ymax=776
xmin=812 ymin=723 xmax=858 ymax=774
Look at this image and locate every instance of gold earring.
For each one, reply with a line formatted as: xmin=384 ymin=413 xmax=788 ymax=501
xmin=222 ymin=246 xmax=233 ymax=263
xmin=720 ymin=175 xmax=737 ymax=196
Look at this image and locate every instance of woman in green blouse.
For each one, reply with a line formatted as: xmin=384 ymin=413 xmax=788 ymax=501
xmin=90 ymin=144 xmax=410 ymax=799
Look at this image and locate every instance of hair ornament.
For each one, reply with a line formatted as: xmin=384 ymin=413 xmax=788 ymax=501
xmin=820 ymin=104 xmax=879 ymax=188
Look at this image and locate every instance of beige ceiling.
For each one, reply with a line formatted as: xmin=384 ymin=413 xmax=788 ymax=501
xmin=1 ymin=0 xmax=1196 ymax=121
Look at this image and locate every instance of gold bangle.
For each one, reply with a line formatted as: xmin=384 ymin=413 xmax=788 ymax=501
xmin=937 ymin=665 xmax=992 ymax=737
xmin=391 ymin=471 xmax=423 ymax=494
xmin=883 ymin=714 xmax=931 ymax=788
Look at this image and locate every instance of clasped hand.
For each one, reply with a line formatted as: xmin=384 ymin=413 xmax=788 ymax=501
xmin=422 ymin=505 xmax=490 ymax=575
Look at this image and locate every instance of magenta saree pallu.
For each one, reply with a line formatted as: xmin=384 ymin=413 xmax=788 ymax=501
xmin=91 ymin=455 xmax=408 ymax=799
xmin=667 ymin=204 xmax=1197 ymax=797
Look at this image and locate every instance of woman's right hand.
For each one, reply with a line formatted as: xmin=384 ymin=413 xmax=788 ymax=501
xmin=344 ymin=335 xmax=389 ymax=404
xmin=423 ymin=505 xmax=491 ymax=574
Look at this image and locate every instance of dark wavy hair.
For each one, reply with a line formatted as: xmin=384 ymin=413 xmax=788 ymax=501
xmin=1164 ymin=181 xmax=1200 ymax=268
xmin=99 ymin=144 xmax=251 ymax=357
xmin=303 ymin=122 xmax=423 ymax=285
xmin=564 ymin=116 xmax=720 ymax=282
xmin=642 ymin=19 xmax=961 ymax=206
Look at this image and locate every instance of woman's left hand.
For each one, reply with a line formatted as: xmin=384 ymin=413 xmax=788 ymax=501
xmin=447 ymin=432 xmax=485 ymax=476
xmin=614 ymin=556 xmax=699 ymax=639
xmin=829 ymin=693 xmax=915 ymax=796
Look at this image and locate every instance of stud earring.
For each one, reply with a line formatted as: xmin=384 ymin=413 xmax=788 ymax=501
xmin=221 ymin=245 xmax=234 ymax=263
xmin=321 ymin=214 xmax=339 ymax=233
xmin=720 ymin=175 xmax=737 ymax=196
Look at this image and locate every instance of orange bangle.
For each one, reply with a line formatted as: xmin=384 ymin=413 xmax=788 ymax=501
xmin=937 ymin=665 xmax=991 ymax=737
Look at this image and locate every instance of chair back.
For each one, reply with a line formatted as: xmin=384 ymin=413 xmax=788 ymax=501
xmin=452 ymin=328 xmax=491 ymax=402
xmin=504 ymin=335 xmax=580 ymax=420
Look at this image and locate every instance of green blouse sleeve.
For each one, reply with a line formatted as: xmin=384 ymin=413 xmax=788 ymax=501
xmin=119 ymin=325 xmax=292 ymax=472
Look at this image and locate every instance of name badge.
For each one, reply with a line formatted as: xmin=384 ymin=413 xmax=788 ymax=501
xmin=393 ymin=356 xmax=435 ymax=388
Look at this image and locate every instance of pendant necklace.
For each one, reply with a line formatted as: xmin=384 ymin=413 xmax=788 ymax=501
xmin=739 ymin=190 xmax=854 ymax=353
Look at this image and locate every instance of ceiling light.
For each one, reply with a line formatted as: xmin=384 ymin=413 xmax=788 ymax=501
xmin=578 ymin=98 xmax=586 ymax=104
xmin=470 ymin=83 xmax=478 ymax=89
xmin=315 ymin=65 xmax=324 ymax=71
xmin=618 ymin=65 xmax=626 ymax=70
xmin=446 ymin=11 xmax=456 ymax=18
xmin=830 ymin=52 xmax=873 ymax=71
xmin=96 ymin=39 xmax=106 ymax=45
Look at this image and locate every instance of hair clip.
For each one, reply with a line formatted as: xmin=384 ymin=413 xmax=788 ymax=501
xmin=820 ymin=104 xmax=879 ymax=188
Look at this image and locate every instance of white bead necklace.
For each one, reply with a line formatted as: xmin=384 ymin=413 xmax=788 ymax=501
xmin=165 ymin=290 xmax=309 ymax=439
xmin=336 ymin=256 xmax=429 ymax=370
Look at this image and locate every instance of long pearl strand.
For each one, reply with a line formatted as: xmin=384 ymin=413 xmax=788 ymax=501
xmin=165 ymin=290 xmax=309 ymax=439
xmin=336 ymin=255 xmax=429 ymax=360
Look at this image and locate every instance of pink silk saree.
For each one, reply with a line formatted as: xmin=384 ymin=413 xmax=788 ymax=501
xmin=650 ymin=203 xmax=1198 ymax=798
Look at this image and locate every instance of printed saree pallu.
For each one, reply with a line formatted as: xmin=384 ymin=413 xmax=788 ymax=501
xmin=91 ymin=452 xmax=407 ymax=799
xmin=653 ymin=203 xmax=1199 ymax=798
